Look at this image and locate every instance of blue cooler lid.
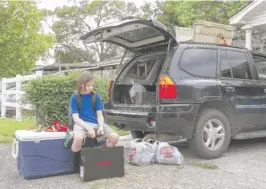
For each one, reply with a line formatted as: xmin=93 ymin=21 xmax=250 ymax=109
xmin=15 ymin=130 xmax=74 ymax=141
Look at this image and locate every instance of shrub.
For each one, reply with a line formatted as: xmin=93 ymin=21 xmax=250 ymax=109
xmin=24 ymin=71 xmax=109 ymax=126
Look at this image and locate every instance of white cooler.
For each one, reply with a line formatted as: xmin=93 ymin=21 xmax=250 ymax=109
xmin=12 ymin=130 xmax=74 ymax=179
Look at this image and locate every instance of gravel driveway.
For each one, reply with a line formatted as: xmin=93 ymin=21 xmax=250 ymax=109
xmin=1 ymin=137 xmax=266 ymax=189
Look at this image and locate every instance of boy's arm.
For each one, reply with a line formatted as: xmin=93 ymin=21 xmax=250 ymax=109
xmin=96 ymin=111 xmax=104 ymax=129
xmin=72 ymin=113 xmax=92 ymax=128
xmin=73 ymin=114 xmax=95 ymax=137
xmin=95 ymin=94 xmax=105 ymax=133
xmin=70 ymin=95 xmax=95 ymax=135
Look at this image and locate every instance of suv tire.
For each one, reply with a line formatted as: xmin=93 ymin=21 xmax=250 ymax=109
xmin=130 ymin=130 xmax=145 ymax=139
xmin=191 ymin=109 xmax=231 ymax=159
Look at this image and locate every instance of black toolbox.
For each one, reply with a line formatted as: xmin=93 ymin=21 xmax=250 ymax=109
xmin=80 ymin=146 xmax=124 ymax=182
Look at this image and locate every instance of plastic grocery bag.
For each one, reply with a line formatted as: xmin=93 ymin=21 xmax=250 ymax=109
xmin=128 ymin=139 xmax=154 ymax=166
xmin=146 ymin=139 xmax=158 ymax=164
xmin=129 ymin=84 xmax=147 ymax=105
xmin=155 ymin=142 xmax=184 ymax=165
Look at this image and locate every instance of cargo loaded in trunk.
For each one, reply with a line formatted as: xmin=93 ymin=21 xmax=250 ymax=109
xmin=80 ymin=18 xmax=184 ymax=140
xmin=112 ymin=51 xmax=167 ymax=105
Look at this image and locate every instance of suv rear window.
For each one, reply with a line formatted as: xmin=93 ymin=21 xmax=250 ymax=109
xmin=127 ymin=59 xmax=156 ymax=79
xmin=180 ymin=48 xmax=217 ymax=77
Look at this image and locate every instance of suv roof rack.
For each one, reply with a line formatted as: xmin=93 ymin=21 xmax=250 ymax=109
xmin=179 ymin=41 xmax=247 ymax=50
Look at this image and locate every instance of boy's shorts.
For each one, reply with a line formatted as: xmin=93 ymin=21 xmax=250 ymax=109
xmin=73 ymin=122 xmax=117 ymax=139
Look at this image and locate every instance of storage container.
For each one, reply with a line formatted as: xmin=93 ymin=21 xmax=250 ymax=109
xmin=12 ymin=130 xmax=74 ymax=179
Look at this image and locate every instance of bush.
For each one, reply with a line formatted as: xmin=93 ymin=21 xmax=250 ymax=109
xmin=24 ymin=71 xmax=109 ymax=126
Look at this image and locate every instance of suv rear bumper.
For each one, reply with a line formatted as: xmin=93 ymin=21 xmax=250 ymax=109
xmin=103 ymin=104 xmax=200 ymax=138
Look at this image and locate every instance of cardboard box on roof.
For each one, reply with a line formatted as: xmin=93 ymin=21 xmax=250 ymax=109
xmin=174 ymin=20 xmax=237 ymax=45
xmin=193 ymin=20 xmax=237 ymax=45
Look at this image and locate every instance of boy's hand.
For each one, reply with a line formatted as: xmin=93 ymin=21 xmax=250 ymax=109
xmin=97 ymin=127 xmax=104 ymax=136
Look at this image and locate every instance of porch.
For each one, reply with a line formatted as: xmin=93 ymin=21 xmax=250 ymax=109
xmin=229 ymin=0 xmax=266 ymax=50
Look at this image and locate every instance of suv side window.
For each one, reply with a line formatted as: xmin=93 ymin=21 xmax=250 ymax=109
xmin=252 ymin=53 xmax=266 ymax=80
xmin=226 ymin=51 xmax=251 ymax=79
xmin=180 ymin=48 xmax=217 ymax=77
xmin=220 ymin=50 xmax=232 ymax=78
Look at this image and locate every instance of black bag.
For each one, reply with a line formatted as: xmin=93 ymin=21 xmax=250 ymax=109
xmin=80 ymin=146 xmax=125 ymax=182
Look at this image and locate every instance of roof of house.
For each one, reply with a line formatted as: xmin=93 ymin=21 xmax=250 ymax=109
xmin=30 ymin=57 xmax=130 ymax=72
xmin=31 ymin=63 xmax=96 ymax=72
xmin=229 ymin=0 xmax=266 ymax=26
xmin=229 ymin=1 xmax=253 ymax=20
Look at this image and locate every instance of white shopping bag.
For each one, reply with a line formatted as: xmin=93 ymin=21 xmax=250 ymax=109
xmin=155 ymin=142 xmax=184 ymax=165
xmin=146 ymin=139 xmax=158 ymax=164
xmin=128 ymin=138 xmax=154 ymax=166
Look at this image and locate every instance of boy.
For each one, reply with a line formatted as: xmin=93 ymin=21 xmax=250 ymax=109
xmin=70 ymin=71 xmax=119 ymax=172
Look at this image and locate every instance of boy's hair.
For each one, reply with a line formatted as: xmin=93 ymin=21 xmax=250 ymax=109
xmin=76 ymin=71 xmax=94 ymax=93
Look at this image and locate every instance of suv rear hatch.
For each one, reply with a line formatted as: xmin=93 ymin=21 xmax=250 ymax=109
xmin=81 ymin=19 xmax=178 ymax=130
xmin=81 ymin=19 xmax=177 ymax=53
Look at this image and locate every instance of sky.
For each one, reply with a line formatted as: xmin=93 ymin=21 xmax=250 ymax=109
xmin=35 ymin=0 xmax=155 ymax=65
xmin=37 ymin=0 xmax=150 ymax=10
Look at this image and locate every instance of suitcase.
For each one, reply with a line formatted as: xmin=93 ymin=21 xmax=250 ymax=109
xmin=12 ymin=130 xmax=74 ymax=179
xmin=80 ymin=146 xmax=125 ymax=182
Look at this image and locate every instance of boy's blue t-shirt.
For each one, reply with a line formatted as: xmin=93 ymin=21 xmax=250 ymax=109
xmin=70 ymin=93 xmax=103 ymax=124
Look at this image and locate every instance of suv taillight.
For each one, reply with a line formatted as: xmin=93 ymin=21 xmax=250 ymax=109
xmin=108 ymin=80 xmax=113 ymax=97
xmin=158 ymin=75 xmax=177 ymax=99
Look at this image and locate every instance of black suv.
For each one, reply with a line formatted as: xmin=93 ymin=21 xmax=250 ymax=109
xmin=81 ymin=19 xmax=266 ymax=159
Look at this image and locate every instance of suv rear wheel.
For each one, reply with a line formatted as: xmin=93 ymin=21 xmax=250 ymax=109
xmin=130 ymin=130 xmax=145 ymax=139
xmin=190 ymin=109 xmax=231 ymax=159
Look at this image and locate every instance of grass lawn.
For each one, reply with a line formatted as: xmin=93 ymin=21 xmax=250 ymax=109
xmin=0 ymin=117 xmax=129 ymax=143
xmin=110 ymin=126 xmax=129 ymax=137
xmin=0 ymin=117 xmax=36 ymax=143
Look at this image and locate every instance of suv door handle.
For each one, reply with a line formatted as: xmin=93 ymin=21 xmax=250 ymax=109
xmin=225 ymin=87 xmax=235 ymax=92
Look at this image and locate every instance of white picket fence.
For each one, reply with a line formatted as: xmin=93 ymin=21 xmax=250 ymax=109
xmin=1 ymin=71 xmax=43 ymax=121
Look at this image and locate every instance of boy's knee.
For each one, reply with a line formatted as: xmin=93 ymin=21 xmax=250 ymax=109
xmin=108 ymin=133 xmax=119 ymax=144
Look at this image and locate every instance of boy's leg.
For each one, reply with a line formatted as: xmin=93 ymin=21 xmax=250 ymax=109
xmin=84 ymin=122 xmax=119 ymax=147
xmin=71 ymin=124 xmax=86 ymax=173
xmin=103 ymin=124 xmax=119 ymax=147
xmin=71 ymin=124 xmax=86 ymax=152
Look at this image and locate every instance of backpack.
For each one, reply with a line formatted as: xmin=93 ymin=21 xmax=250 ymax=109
xmin=68 ymin=91 xmax=97 ymax=131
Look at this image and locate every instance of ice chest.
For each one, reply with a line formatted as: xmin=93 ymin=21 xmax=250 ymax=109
xmin=12 ymin=130 xmax=74 ymax=179
xmin=80 ymin=146 xmax=124 ymax=182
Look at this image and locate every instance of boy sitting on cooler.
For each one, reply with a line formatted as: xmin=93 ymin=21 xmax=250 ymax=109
xmin=70 ymin=71 xmax=119 ymax=172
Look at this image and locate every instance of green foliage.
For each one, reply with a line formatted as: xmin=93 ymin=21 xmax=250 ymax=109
xmin=55 ymin=47 xmax=96 ymax=63
xmin=48 ymin=0 xmax=136 ymax=63
xmin=24 ymin=72 xmax=108 ymax=125
xmin=0 ymin=1 xmax=55 ymax=77
xmin=158 ymin=1 xmax=248 ymax=27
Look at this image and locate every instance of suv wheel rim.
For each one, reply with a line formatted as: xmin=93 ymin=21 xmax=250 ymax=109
xmin=202 ymin=119 xmax=225 ymax=151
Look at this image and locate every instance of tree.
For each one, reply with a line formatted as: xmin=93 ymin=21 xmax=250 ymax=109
xmin=0 ymin=1 xmax=55 ymax=77
xmin=47 ymin=0 xmax=138 ymax=63
xmin=138 ymin=1 xmax=163 ymax=20
xmin=158 ymin=1 xmax=248 ymax=27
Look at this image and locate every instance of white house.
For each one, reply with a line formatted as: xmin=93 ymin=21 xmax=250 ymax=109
xmin=229 ymin=0 xmax=266 ymax=50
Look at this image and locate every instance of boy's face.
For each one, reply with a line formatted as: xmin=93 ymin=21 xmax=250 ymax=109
xmin=81 ymin=80 xmax=94 ymax=94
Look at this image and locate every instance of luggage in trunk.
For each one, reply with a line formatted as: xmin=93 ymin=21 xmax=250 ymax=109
xmin=13 ymin=130 xmax=74 ymax=179
xmin=80 ymin=146 xmax=124 ymax=182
